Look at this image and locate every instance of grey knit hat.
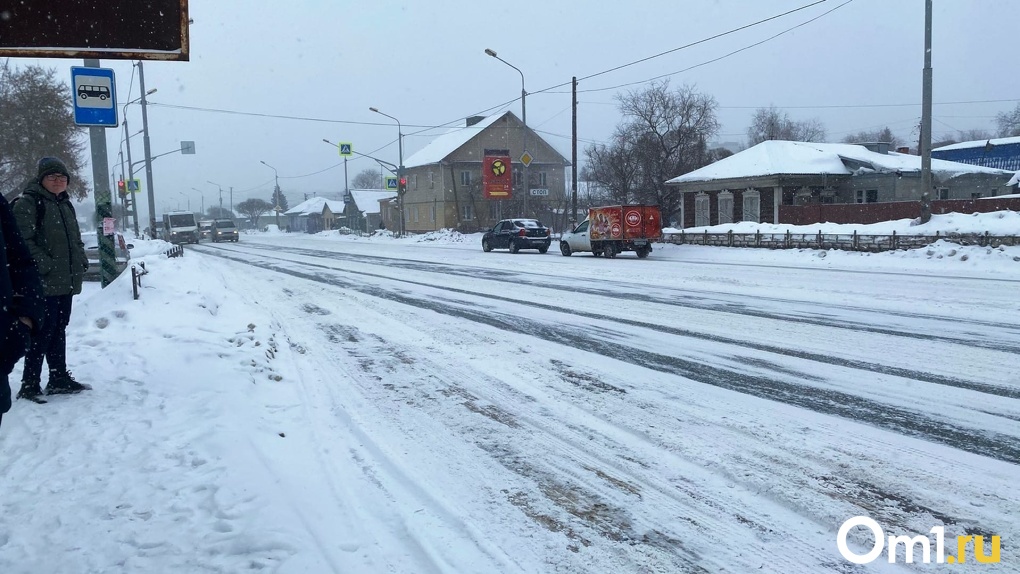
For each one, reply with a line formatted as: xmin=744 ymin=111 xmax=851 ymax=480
xmin=37 ymin=156 xmax=71 ymax=184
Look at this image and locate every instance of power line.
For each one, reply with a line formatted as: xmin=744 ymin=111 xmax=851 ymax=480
xmin=570 ymin=0 xmax=831 ymax=87
xmin=570 ymin=0 xmax=853 ymax=95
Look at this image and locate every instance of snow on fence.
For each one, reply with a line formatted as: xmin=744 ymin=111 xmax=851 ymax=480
xmin=662 ymin=230 xmax=1020 ymax=252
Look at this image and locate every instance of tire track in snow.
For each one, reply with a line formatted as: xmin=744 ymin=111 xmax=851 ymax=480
xmin=201 ymin=243 xmax=1020 ymax=353
xmin=201 ymin=248 xmax=1020 ymax=466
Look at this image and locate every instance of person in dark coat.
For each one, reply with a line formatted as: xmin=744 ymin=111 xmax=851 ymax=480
xmin=0 ymin=193 xmax=45 ymax=425
xmin=12 ymin=157 xmax=91 ymax=401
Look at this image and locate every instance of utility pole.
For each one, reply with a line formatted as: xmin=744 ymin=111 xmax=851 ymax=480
xmin=85 ymin=59 xmax=115 ymax=287
xmin=571 ymin=76 xmax=578 ymax=227
xmin=138 ymin=61 xmax=158 ymax=238
xmin=919 ymin=0 xmax=933 ymax=223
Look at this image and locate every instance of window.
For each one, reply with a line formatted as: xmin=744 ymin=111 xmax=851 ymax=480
xmin=461 ymin=203 xmax=474 ymax=220
xmin=412 ymin=206 xmax=419 ymax=223
xmin=742 ymin=190 xmax=760 ymax=223
xmin=413 ymin=174 xmax=418 ymax=190
xmin=717 ymin=191 xmax=733 ymax=224
xmin=971 ymin=192 xmax=982 ymax=199
xmin=429 ymin=171 xmax=435 ymax=189
xmin=536 ymin=172 xmax=547 ymax=186
xmin=513 ymin=170 xmax=523 ymax=187
xmin=695 ymin=193 xmax=710 ymax=227
xmin=489 ymin=202 xmax=499 ymax=219
xmin=431 ymin=204 xmax=437 ymax=222
xmin=460 ymin=171 xmax=471 ymax=186
xmin=937 ymin=188 xmax=950 ymax=200
xmin=990 ymin=188 xmax=998 ymax=197
xmin=855 ymin=190 xmax=878 ymax=203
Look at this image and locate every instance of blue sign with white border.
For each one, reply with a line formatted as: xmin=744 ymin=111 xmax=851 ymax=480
xmin=71 ymin=66 xmax=118 ymax=127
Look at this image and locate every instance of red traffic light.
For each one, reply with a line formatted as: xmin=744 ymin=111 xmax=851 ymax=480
xmin=117 ymin=179 xmax=126 ymax=196
xmin=398 ymin=177 xmax=407 ymax=193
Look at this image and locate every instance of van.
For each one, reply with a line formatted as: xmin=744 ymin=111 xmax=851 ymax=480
xmin=210 ymin=218 xmax=239 ymax=243
xmin=77 ymin=85 xmax=110 ymax=100
xmin=162 ymin=211 xmax=199 ymax=244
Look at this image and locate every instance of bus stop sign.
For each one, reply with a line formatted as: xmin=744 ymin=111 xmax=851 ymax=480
xmin=71 ymin=66 xmax=118 ymax=127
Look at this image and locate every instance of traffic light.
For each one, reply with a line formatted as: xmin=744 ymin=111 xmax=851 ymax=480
xmin=398 ymin=176 xmax=407 ymax=194
xmin=117 ymin=179 xmax=126 ymax=197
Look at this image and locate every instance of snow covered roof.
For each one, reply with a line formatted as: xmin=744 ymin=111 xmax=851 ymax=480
xmin=933 ymin=135 xmax=1020 ymax=152
xmin=283 ymin=196 xmax=327 ymax=216
xmin=282 ymin=196 xmax=342 ymax=216
xmin=349 ymin=189 xmax=397 ymax=215
xmin=403 ymin=112 xmax=515 ymax=169
xmin=1007 ymin=172 xmax=1020 ymax=187
xmin=666 ymin=140 xmax=1014 ymax=185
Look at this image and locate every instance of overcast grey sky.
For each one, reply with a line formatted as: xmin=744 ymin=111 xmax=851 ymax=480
xmin=18 ymin=0 xmax=1020 ymax=217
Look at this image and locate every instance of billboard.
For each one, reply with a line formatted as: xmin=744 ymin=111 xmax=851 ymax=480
xmin=0 ymin=1 xmax=190 ymax=61
xmin=483 ymin=149 xmax=512 ymax=199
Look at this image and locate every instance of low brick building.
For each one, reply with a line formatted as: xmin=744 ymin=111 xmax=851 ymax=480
xmin=665 ymin=140 xmax=1015 ymax=228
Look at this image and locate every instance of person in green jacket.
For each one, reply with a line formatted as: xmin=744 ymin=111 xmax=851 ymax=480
xmin=12 ymin=157 xmax=91 ymax=402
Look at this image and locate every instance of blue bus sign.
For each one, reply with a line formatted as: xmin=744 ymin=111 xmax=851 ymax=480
xmin=71 ymin=66 xmax=118 ymax=127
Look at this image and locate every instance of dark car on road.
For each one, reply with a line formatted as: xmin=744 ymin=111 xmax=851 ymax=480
xmin=482 ymin=218 xmax=551 ymax=254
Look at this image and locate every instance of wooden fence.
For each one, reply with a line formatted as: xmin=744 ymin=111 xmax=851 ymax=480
xmin=662 ymin=230 xmax=1020 ymax=252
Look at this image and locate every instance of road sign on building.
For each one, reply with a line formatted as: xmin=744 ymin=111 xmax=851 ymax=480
xmin=71 ymin=66 xmax=118 ymax=127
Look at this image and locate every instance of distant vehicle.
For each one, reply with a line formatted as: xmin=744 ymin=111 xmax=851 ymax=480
xmin=77 ymin=85 xmax=110 ymax=100
xmin=199 ymin=220 xmax=214 ymax=241
xmin=210 ymin=218 xmax=239 ymax=242
xmin=482 ymin=218 xmax=551 ymax=254
xmin=560 ymin=205 xmax=662 ymax=258
xmin=162 ymin=211 xmax=199 ymax=244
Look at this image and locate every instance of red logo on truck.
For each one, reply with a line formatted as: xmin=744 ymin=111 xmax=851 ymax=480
xmin=625 ymin=210 xmax=641 ymax=226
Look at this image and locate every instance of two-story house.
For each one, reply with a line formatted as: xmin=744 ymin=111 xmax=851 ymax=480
xmin=388 ymin=111 xmax=570 ymax=233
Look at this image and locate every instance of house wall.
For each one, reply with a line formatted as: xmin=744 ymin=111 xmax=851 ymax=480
xmin=780 ymin=197 xmax=1020 ymax=225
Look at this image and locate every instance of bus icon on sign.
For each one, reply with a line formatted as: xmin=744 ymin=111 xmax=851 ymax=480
xmin=77 ymin=85 xmax=110 ymax=101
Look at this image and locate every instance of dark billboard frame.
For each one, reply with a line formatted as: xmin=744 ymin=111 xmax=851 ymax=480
xmin=0 ymin=1 xmax=190 ymax=61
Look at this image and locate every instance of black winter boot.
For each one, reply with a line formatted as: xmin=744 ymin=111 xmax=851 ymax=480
xmin=17 ymin=380 xmax=47 ymax=404
xmin=46 ymin=371 xmax=92 ymax=395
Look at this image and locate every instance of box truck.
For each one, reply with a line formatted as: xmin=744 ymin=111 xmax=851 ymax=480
xmin=559 ymin=205 xmax=662 ymax=258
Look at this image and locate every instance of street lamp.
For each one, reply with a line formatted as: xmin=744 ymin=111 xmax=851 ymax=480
xmin=191 ymin=187 xmax=206 ymax=215
xmin=207 ymin=180 xmax=224 ymax=216
xmin=121 ymin=88 xmax=156 ymax=235
xmin=485 ymin=48 xmax=529 ymax=216
xmin=369 ymin=107 xmax=405 ymax=236
xmin=260 ymin=161 xmax=282 ymax=229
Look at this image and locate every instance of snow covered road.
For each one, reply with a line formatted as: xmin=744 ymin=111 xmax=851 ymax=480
xmin=2 ymin=233 xmax=1016 ymax=573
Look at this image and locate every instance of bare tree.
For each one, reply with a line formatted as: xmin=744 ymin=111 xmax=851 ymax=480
xmin=583 ymin=81 xmax=719 ymax=223
xmin=956 ymin=128 xmax=994 ymax=142
xmin=0 ymin=60 xmax=88 ymax=201
xmin=995 ymin=103 xmax=1020 ymax=137
xmin=351 ymin=168 xmax=382 ymax=189
xmin=746 ymin=106 xmax=827 ymax=146
xmin=236 ymin=198 xmax=272 ymax=228
xmin=842 ymin=126 xmax=904 ymax=148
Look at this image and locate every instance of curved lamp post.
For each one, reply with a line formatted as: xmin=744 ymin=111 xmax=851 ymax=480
xmin=369 ymin=107 xmax=404 ymax=236
xmin=260 ymin=160 xmax=282 ymax=229
xmin=485 ymin=48 xmax=528 ymax=216
xmin=121 ymin=87 xmax=156 ymax=235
